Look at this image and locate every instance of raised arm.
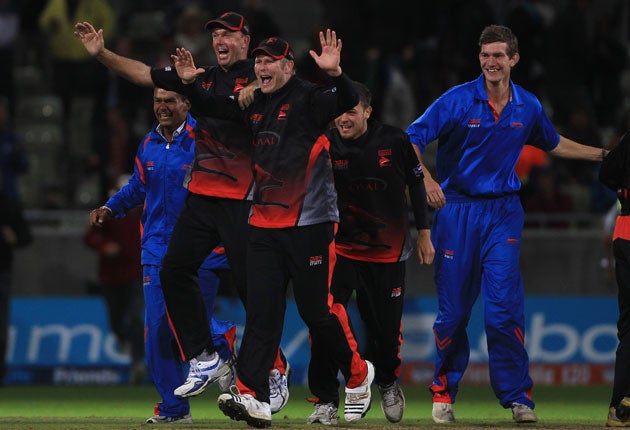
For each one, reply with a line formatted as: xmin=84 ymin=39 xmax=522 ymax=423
xmin=74 ymin=21 xmax=153 ymax=87
xmin=309 ymin=29 xmax=343 ymax=77
xmin=171 ymin=47 xmax=206 ymax=84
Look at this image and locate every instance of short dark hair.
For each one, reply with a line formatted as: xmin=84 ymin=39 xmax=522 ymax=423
xmin=351 ymin=81 xmax=372 ymax=108
xmin=478 ymin=25 xmax=519 ymax=58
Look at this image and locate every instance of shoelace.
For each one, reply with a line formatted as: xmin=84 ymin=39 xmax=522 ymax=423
xmin=346 ymin=391 xmax=369 ymax=402
xmin=381 ymin=385 xmax=398 ymax=407
xmin=269 ymin=371 xmax=282 ymax=397
xmin=184 ymin=358 xmax=202 ymax=382
xmin=314 ymin=403 xmax=335 ymax=417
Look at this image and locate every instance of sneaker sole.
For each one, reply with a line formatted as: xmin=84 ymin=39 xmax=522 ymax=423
xmin=308 ymin=418 xmax=338 ymax=425
xmin=432 ymin=416 xmax=455 ymax=423
xmin=218 ymin=397 xmax=272 ymax=428
xmin=145 ymin=417 xmax=193 ymax=424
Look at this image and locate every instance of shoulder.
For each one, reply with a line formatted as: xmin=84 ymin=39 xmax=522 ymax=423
xmin=377 ymin=122 xmax=406 ymax=139
xmin=227 ymin=59 xmax=256 ymax=79
xmin=511 ymin=82 xmax=544 ymax=110
xmin=431 ymin=80 xmax=478 ymax=112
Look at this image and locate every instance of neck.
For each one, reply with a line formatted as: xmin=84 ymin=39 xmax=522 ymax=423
xmin=162 ymin=128 xmax=174 ymax=142
xmin=485 ymin=79 xmax=510 ymax=102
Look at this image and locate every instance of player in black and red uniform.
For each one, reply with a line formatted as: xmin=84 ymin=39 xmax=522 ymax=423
xmin=600 ymin=132 xmax=630 ymax=427
xmin=74 ymin=12 xmax=290 ymax=410
xmin=307 ymin=81 xmax=434 ymax=425
xmin=172 ymin=31 xmax=374 ymax=427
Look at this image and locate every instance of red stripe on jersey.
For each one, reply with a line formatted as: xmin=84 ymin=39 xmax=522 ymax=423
xmin=613 ymin=216 xmax=630 ymax=240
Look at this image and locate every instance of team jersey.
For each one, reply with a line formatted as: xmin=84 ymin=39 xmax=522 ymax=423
xmin=105 ymin=114 xmax=228 ymax=270
xmin=328 ymin=120 xmax=427 ymax=263
xmin=183 ymin=73 xmax=359 ymax=228
xmin=151 ymin=60 xmax=255 ymax=200
xmin=600 ymin=132 xmax=630 ymax=240
xmin=406 ymin=74 xmax=560 ymax=198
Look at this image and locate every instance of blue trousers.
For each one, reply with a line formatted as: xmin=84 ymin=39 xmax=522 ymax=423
xmin=430 ymin=194 xmax=533 ymax=409
xmin=143 ymin=264 xmax=235 ymax=417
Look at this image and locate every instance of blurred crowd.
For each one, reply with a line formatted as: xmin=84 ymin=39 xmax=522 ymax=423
xmin=1 ymin=0 xmax=629 ymax=218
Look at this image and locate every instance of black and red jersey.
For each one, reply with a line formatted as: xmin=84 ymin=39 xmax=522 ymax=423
xmin=151 ymin=59 xmax=255 ymax=200
xmin=327 ymin=120 xmax=427 ymax=263
xmin=600 ymin=132 xmax=630 ymax=240
xmin=184 ymin=73 xmax=359 ymax=228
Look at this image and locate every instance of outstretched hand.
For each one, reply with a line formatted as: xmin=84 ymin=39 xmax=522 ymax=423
xmin=171 ymin=48 xmax=205 ymax=84
xmin=309 ymin=29 xmax=342 ymax=77
xmin=89 ymin=206 xmax=112 ymax=227
xmin=74 ymin=21 xmax=104 ymax=57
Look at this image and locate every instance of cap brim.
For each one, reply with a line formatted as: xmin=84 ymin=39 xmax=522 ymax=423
xmin=204 ymin=19 xmax=248 ymax=34
xmin=251 ymin=48 xmax=293 ymax=60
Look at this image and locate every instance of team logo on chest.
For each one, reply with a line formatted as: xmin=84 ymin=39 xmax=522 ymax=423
xmin=378 ymin=148 xmax=392 ymax=168
xmin=146 ymin=161 xmax=155 ymax=171
xmin=234 ymin=77 xmax=249 ymax=93
xmin=277 ymin=104 xmax=290 ymax=121
xmin=467 ymin=118 xmax=481 ymax=128
xmin=334 ymin=159 xmax=349 ymax=170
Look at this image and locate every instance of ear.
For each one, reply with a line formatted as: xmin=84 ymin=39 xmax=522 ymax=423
xmin=364 ymin=105 xmax=373 ymax=119
xmin=510 ymin=52 xmax=520 ymax=68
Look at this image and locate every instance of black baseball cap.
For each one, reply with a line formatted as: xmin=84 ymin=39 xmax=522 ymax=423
xmin=251 ymin=37 xmax=294 ymax=60
xmin=204 ymin=12 xmax=250 ymax=35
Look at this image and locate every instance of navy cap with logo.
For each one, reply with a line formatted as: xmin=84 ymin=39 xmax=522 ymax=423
xmin=251 ymin=37 xmax=294 ymax=61
xmin=204 ymin=12 xmax=250 ymax=35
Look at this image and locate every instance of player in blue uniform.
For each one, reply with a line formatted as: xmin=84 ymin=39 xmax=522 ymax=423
xmin=89 ymin=88 xmax=235 ymax=424
xmin=406 ymin=25 xmax=605 ymax=424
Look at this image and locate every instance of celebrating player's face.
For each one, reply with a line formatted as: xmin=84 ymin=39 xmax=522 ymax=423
xmin=334 ymin=102 xmax=371 ymax=140
xmin=254 ymin=56 xmax=293 ymax=94
xmin=153 ymin=88 xmax=190 ymax=129
xmin=212 ymin=29 xmax=249 ymax=68
xmin=479 ymin=41 xmax=519 ymax=85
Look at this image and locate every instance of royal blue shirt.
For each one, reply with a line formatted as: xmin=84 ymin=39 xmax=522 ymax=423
xmin=406 ymin=74 xmax=560 ymax=198
xmin=106 ymin=113 xmax=228 ymax=270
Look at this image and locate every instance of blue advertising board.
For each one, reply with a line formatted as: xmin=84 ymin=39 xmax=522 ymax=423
xmin=5 ymin=295 xmax=619 ymax=385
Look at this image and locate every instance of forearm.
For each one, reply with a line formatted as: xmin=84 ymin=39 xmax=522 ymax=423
xmin=409 ymin=181 xmax=430 ymax=230
xmin=96 ymin=48 xmax=153 ymax=87
xmin=549 ymin=135 xmax=606 ymax=161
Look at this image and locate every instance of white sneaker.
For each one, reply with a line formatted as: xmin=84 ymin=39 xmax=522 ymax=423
xmin=343 ymin=360 xmax=374 ymax=422
xmin=218 ymin=392 xmax=272 ymax=428
xmin=432 ymin=402 xmax=455 ymax=423
xmin=174 ymin=353 xmax=231 ymax=398
xmin=269 ymin=367 xmax=290 ymax=414
xmin=378 ymin=382 xmax=405 ymax=423
xmin=511 ymin=402 xmax=537 ymax=423
xmin=307 ymin=402 xmax=338 ymax=425
xmin=145 ymin=413 xmax=192 ymax=424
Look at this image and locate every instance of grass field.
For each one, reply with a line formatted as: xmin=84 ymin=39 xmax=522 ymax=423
xmin=0 ymin=384 xmax=612 ymax=429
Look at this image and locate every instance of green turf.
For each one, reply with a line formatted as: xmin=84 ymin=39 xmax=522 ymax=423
xmin=0 ymin=384 xmax=613 ymax=429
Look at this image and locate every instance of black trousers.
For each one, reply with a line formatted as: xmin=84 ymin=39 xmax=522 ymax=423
xmin=612 ymin=238 xmax=630 ymax=407
xmin=160 ymin=193 xmax=251 ymax=361
xmin=236 ymin=223 xmax=366 ymax=403
xmin=309 ymin=256 xmax=405 ymax=405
